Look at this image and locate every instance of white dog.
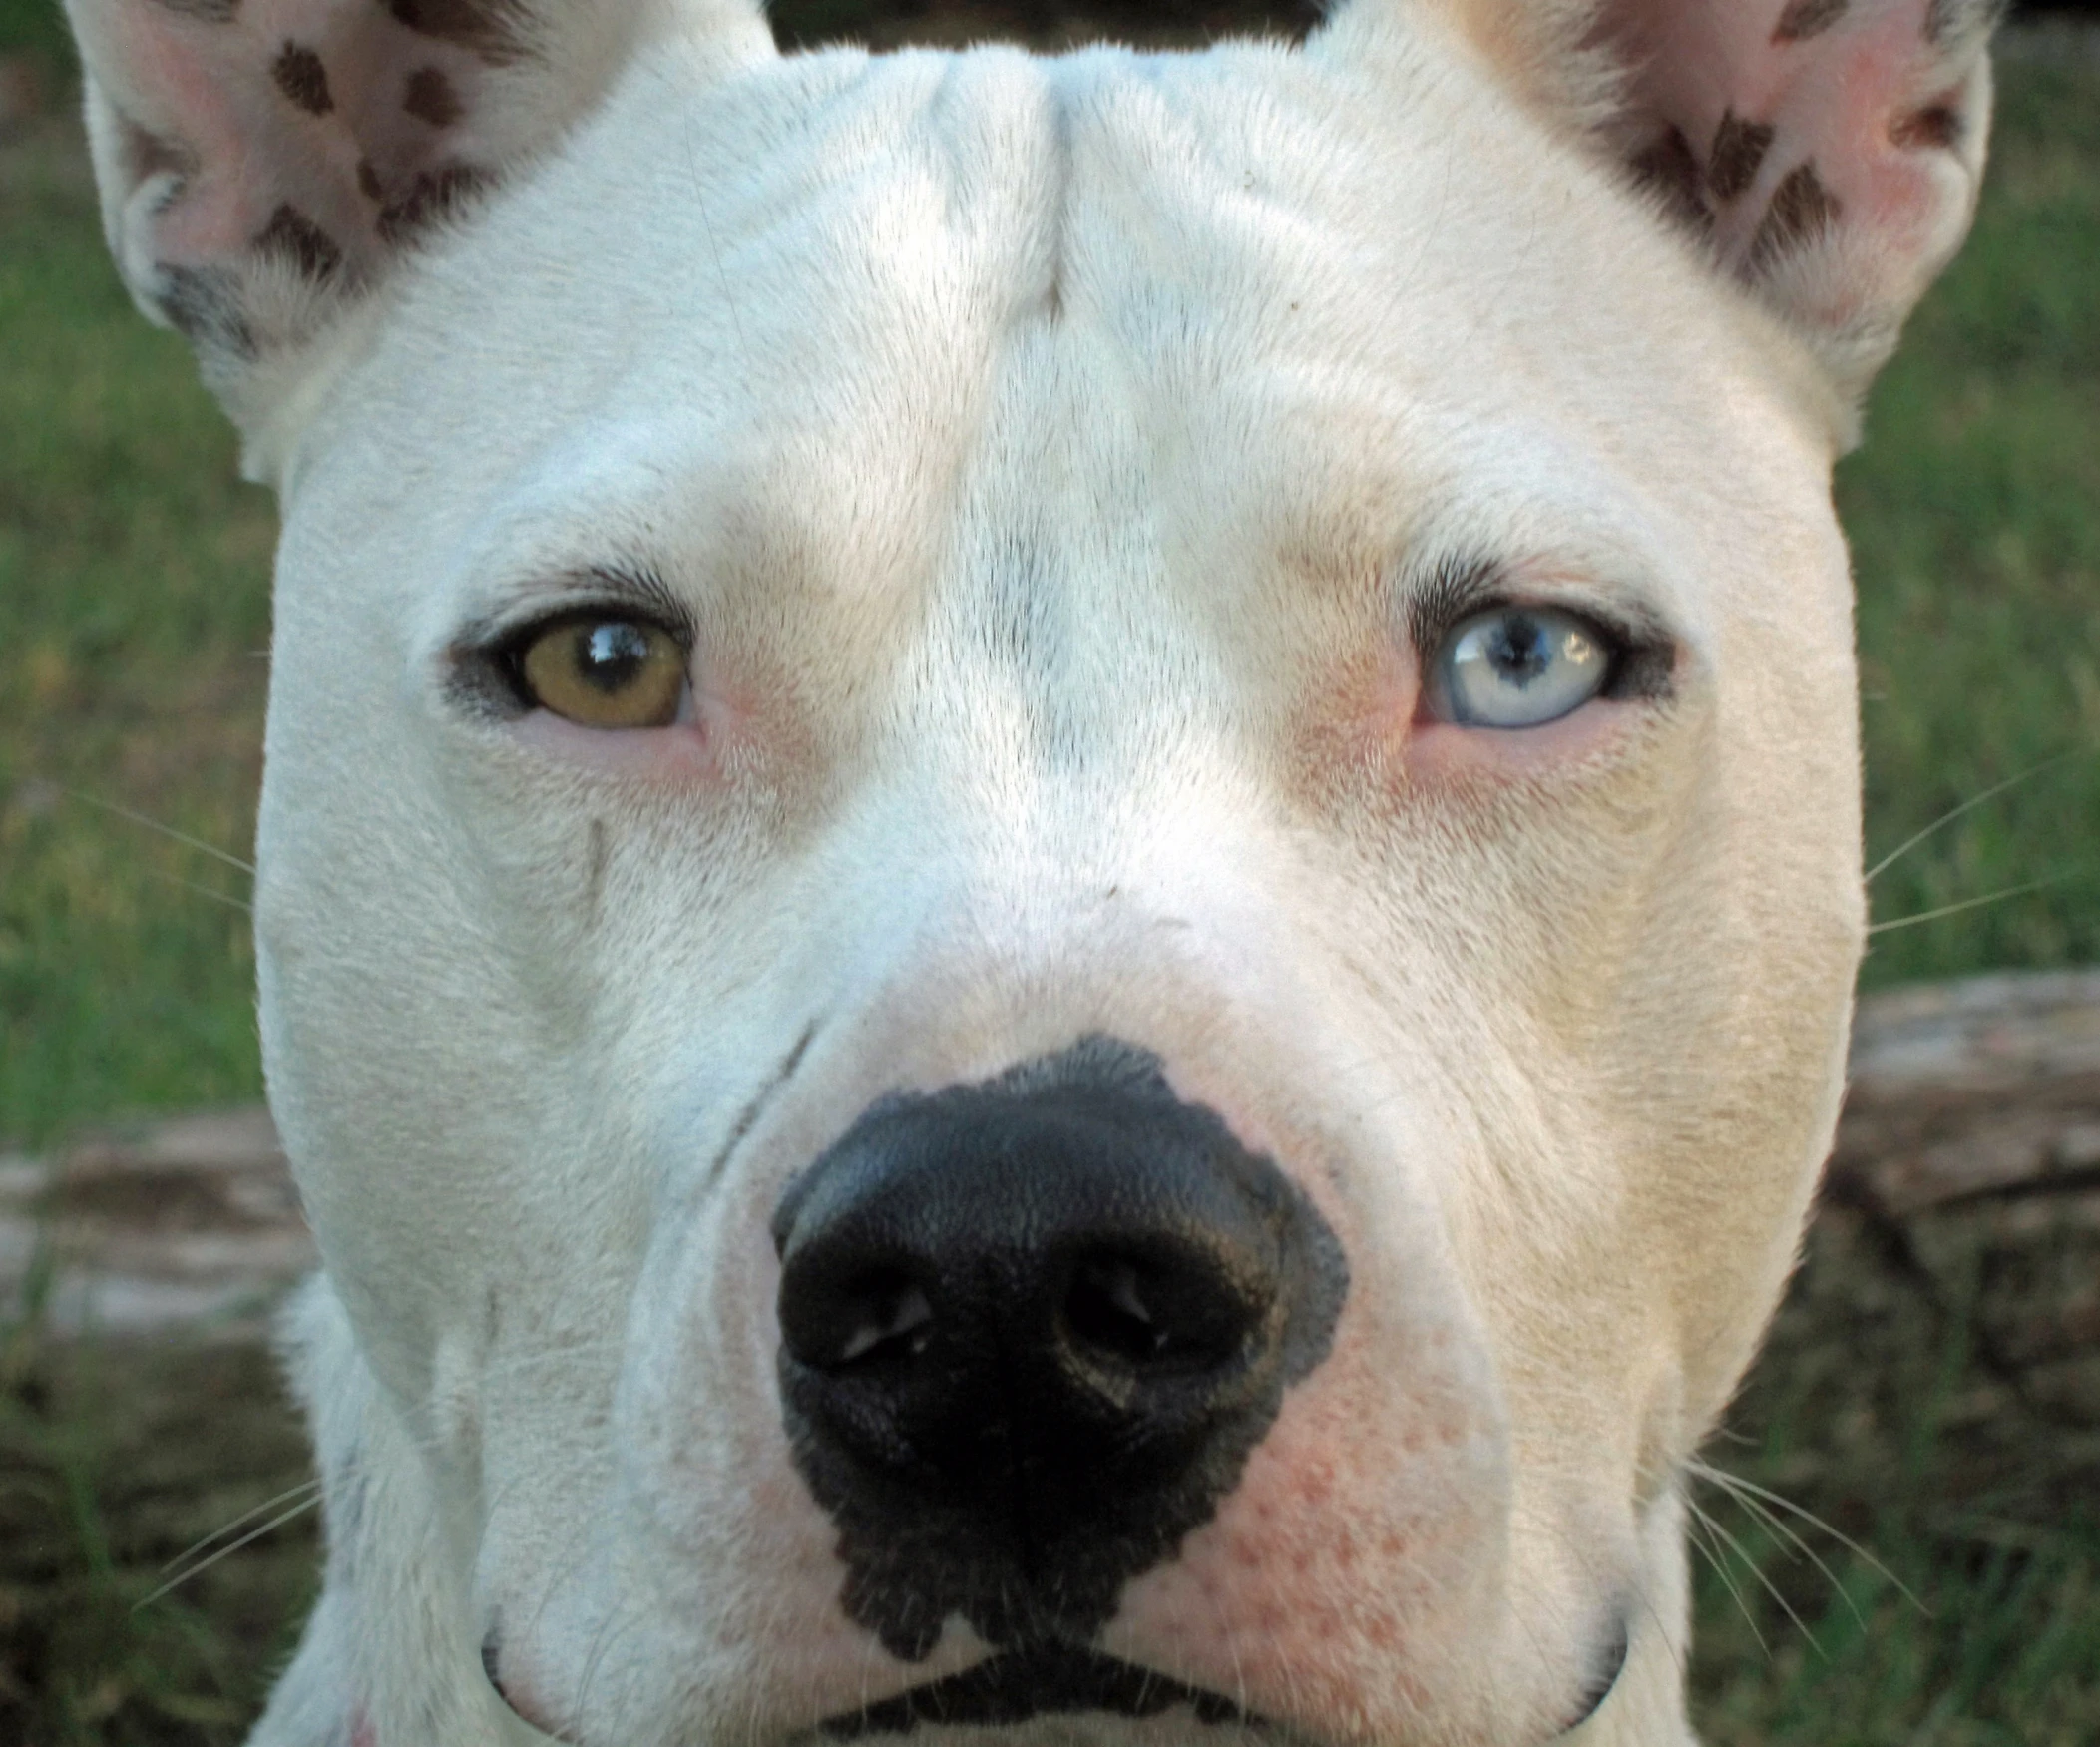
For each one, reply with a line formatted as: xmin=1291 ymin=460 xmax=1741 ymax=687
xmin=63 ymin=0 xmax=1996 ymax=1741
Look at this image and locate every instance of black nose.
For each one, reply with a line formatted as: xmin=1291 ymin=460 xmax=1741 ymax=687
xmin=772 ymin=1036 xmax=1347 ymax=1661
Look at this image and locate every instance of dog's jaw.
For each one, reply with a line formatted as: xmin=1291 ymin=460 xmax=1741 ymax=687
xmin=252 ymin=1276 xmax=1701 ymax=1747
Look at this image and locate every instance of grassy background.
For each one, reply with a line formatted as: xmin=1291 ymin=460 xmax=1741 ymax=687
xmin=1 ymin=4 xmax=2096 ymax=1743
xmin=0 ymin=5 xmax=272 ymax=1148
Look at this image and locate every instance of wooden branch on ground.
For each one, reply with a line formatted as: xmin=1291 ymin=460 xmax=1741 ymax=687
xmin=0 ymin=1106 xmax=312 ymax=1339
xmin=1833 ymin=969 xmax=2100 ymax=1217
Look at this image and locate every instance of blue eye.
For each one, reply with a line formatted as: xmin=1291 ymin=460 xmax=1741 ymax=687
xmin=1431 ymin=606 xmax=1613 ymax=728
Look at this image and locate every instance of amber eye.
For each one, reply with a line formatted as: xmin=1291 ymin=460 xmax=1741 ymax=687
xmin=512 ymin=616 xmax=687 ymax=728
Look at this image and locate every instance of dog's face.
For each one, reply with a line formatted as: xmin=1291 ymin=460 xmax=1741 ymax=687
xmin=67 ymin=0 xmax=1995 ymax=1742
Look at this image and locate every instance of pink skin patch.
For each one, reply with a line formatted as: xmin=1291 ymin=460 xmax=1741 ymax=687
xmin=506 ymin=653 xmax=770 ymax=783
xmin=349 ymin=1709 xmax=376 ymax=1747
xmin=81 ymin=0 xmax=505 ymax=295
xmin=512 ymin=704 xmax=721 ymax=781
xmin=1105 ymin=1290 xmax=1512 ymax=1733
xmin=1295 ymin=589 xmax=1660 ymax=802
xmin=1404 ymin=695 xmax=1650 ymax=788
xmin=1611 ymin=0 xmax=1982 ymax=308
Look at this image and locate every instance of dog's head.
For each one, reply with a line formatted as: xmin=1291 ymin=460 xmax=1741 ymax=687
xmin=67 ymin=0 xmax=1995 ymax=1741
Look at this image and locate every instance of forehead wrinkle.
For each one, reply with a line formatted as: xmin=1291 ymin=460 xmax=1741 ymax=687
xmin=931 ymin=332 xmax=1154 ymax=748
xmin=913 ymin=59 xmax=1406 ymax=770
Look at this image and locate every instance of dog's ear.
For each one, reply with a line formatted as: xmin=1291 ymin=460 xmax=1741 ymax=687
xmin=1414 ymin=0 xmax=1999 ymax=418
xmin=62 ymin=0 xmax=771 ymax=459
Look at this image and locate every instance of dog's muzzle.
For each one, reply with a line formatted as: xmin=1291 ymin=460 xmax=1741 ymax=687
xmin=770 ymin=1035 xmax=1349 ymax=1664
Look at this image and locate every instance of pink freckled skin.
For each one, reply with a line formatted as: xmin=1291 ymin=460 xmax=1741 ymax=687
xmin=1403 ymin=698 xmax=1641 ymax=786
xmin=1104 ymin=1302 xmax=1511 ymax=1737
xmin=512 ymin=707 xmax=717 ymax=778
xmin=350 ymin=1711 xmax=376 ymax=1747
xmin=1300 ymin=589 xmax=1656 ymax=797
xmin=501 ymin=645 xmax=819 ymax=801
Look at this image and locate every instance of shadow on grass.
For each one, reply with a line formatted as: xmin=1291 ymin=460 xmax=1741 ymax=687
xmin=0 ymin=1332 xmax=317 ymax=1747
xmin=1690 ymin=1204 xmax=2100 ymax=1745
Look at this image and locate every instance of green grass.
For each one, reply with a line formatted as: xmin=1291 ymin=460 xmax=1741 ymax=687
xmin=1846 ymin=55 xmax=2100 ymax=984
xmin=1 ymin=15 xmax=2096 ymax=1747
xmin=0 ymin=132 xmax=273 ymax=1148
xmin=0 ymin=1338 xmax=318 ymax=1745
xmin=0 ymin=0 xmax=69 ymax=65
xmin=1687 ymin=1198 xmax=2100 ymax=1745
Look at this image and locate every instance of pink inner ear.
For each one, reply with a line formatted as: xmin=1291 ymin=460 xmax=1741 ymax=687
xmin=1606 ymin=0 xmax=1988 ymax=305
xmin=80 ymin=0 xmax=526 ymax=294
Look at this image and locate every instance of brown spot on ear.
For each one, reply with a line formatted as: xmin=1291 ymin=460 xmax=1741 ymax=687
xmin=384 ymin=0 xmax=530 ymax=66
xmin=271 ymin=43 xmax=334 ymax=117
xmin=156 ymin=263 xmax=254 ymax=355
xmin=148 ymin=0 xmax=240 ymax=20
xmin=1707 ymin=111 xmax=1775 ymax=203
xmin=375 ymin=162 xmax=495 ymax=243
xmin=1749 ymin=161 xmax=1841 ymax=270
xmin=1890 ymin=101 xmax=1964 ymax=151
xmin=255 ymin=204 xmax=344 ymax=282
xmin=403 ymin=66 xmax=465 ymax=129
xmin=1629 ymin=125 xmax=1711 ymax=236
xmin=1773 ymin=0 xmax=1847 ymax=42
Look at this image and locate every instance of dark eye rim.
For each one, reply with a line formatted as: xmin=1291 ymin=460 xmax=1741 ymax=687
xmin=493 ymin=610 xmax=691 ymax=715
xmin=448 ymin=609 xmax=693 ymax=722
xmin=443 ymin=567 xmax=697 ymax=723
xmin=1419 ymin=598 xmax=1676 ymax=726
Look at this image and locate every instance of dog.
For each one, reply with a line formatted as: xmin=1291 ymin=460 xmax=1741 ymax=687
xmin=61 ymin=0 xmax=1997 ymax=1741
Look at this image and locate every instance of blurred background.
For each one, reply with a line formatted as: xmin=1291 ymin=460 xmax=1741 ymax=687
xmin=2 ymin=0 xmax=2096 ymax=1741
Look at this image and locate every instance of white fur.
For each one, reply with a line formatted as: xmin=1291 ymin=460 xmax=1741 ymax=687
xmin=59 ymin=0 xmax=1996 ymax=1741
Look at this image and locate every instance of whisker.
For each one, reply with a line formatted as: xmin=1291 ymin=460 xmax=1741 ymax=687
xmin=144 ymin=868 xmax=252 ymax=916
xmin=1683 ymin=1500 xmax=1768 ymax=1657
xmin=1689 ymin=1460 xmax=1924 ymax=1616
xmin=158 ymin=1478 xmax=322 ymax=1574
xmin=133 ymin=1491 xmax=323 ymax=1612
xmin=1689 ymin=1495 xmax=1822 ymax=1654
xmin=573 ymin=1589 xmax=630 ymax=1740
xmin=1689 ymin=1464 xmax=1865 ymax=1633
xmin=65 ymin=788 xmax=256 ymax=877
xmin=1867 ymin=872 xmax=2074 ymax=937
xmin=1865 ymin=753 xmax=2074 ymax=885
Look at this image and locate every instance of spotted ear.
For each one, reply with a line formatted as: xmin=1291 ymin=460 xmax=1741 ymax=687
xmin=1431 ymin=0 xmax=2000 ymax=416
xmin=62 ymin=0 xmax=771 ymax=453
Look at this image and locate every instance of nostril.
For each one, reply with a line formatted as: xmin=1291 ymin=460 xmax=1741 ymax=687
xmin=1060 ymin=1247 xmax=1267 ymax=1375
xmin=837 ymin=1275 xmax=934 ymax=1368
xmin=1064 ymin=1256 xmax=1165 ymax=1362
xmin=779 ymin=1259 xmax=936 ymax=1372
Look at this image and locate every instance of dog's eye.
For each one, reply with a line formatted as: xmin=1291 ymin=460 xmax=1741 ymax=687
xmin=1428 ymin=606 xmax=1613 ymax=729
xmin=509 ymin=616 xmax=687 ymax=729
